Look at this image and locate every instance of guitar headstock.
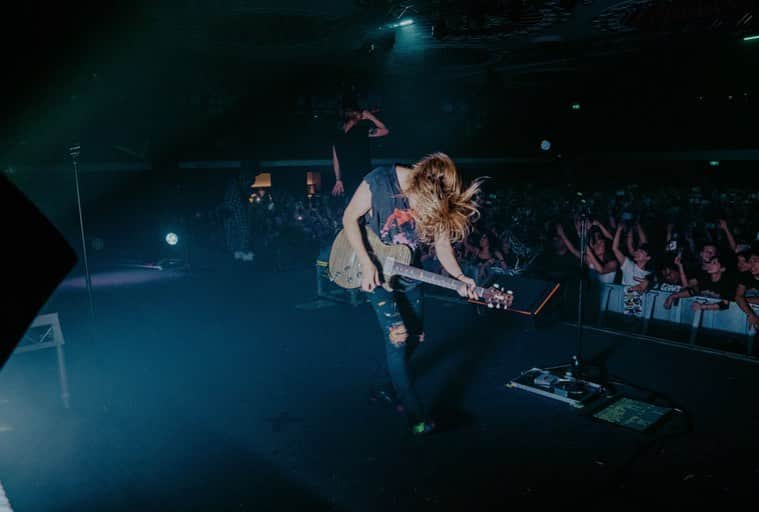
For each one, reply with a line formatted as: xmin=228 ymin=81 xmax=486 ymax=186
xmin=481 ymin=283 xmax=514 ymax=310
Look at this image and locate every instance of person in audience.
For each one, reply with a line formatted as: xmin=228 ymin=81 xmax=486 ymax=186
xmin=735 ymin=249 xmax=759 ymax=330
xmin=626 ymin=222 xmax=649 ymax=259
xmin=682 ymin=223 xmax=698 ymax=263
xmin=664 ymin=253 xmax=736 ymax=311
xmin=556 ymin=221 xmax=618 ymax=284
xmin=462 ymin=230 xmax=482 ymax=261
xmin=698 ymin=242 xmax=719 ymax=265
xmin=532 ymin=227 xmax=578 ymax=284
xmin=420 ymin=245 xmax=443 ymax=274
xmin=585 ymin=234 xmax=619 ymax=284
xmin=664 ymin=221 xmax=697 ymax=261
xmin=591 ymin=218 xmax=615 ymax=242
xmin=673 ymin=252 xmax=698 ymax=288
xmin=613 ymin=225 xmax=653 ymax=283
xmin=657 ymin=256 xmax=686 ymax=292
xmin=471 ymin=232 xmax=504 ymax=282
xmin=665 ymin=240 xmax=717 ymax=288
xmin=612 ymin=224 xmax=653 ymax=316
xmin=736 ymin=249 xmax=752 ymax=274
xmin=251 ymin=187 xmax=272 ymax=206
xmin=691 ymin=253 xmax=738 ymax=312
xmin=222 ymin=171 xmax=254 ymax=262
xmin=717 ymin=219 xmax=738 ymax=253
xmin=492 ymin=234 xmax=518 ymax=271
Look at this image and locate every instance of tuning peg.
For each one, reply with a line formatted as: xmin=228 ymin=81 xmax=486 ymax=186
xmin=506 ymin=290 xmax=513 ymax=294
xmin=493 ymin=283 xmax=500 ymax=289
xmin=496 ymin=303 xmax=501 ymax=309
xmin=488 ymin=303 xmax=494 ymax=309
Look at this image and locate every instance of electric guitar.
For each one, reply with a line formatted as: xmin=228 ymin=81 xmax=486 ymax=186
xmin=328 ymin=228 xmax=514 ymax=310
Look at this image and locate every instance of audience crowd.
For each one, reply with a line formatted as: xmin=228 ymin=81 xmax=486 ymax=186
xmin=213 ymin=173 xmax=759 ymax=328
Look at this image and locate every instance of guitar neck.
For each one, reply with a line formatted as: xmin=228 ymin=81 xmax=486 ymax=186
xmin=391 ymin=262 xmax=483 ymax=296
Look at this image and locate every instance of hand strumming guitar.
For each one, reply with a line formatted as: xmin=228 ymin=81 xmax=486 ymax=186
xmin=361 ymin=261 xmax=381 ymax=292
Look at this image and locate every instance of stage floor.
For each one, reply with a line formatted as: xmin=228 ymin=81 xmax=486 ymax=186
xmin=1 ymin=265 xmax=757 ymax=510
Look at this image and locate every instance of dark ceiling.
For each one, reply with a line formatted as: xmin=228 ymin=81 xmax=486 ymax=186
xmin=2 ymin=0 xmax=758 ymax=164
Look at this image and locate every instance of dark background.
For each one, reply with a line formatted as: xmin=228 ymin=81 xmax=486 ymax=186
xmin=2 ymin=1 xmax=758 ymax=164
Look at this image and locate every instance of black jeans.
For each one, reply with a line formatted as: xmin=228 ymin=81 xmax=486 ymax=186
xmin=367 ymin=284 xmax=426 ymax=424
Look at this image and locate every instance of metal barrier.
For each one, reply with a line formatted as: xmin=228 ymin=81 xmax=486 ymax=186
xmin=13 ymin=313 xmax=70 ymax=408
xmin=598 ymin=284 xmax=757 ymax=355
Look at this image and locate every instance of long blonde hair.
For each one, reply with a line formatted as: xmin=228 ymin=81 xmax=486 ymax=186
xmin=405 ymin=152 xmax=483 ymax=244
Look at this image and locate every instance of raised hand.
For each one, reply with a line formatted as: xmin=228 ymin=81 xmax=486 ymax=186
xmin=628 ymin=276 xmax=649 ymax=294
xmin=749 ymin=314 xmax=759 ymax=331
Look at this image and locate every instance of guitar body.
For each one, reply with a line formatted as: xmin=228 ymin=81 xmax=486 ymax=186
xmin=329 ymin=227 xmax=412 ymax=289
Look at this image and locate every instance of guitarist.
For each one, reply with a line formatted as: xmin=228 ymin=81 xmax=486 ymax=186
xmin=341 ymin=152 xmax=482 ymax=435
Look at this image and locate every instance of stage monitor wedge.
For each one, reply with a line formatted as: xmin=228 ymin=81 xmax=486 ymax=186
xmin=484 ymin=274 xmax=560 ymax=317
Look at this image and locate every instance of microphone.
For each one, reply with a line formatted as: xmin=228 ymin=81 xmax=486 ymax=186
xmin=576 ymin=192 xmax=591 ymax=218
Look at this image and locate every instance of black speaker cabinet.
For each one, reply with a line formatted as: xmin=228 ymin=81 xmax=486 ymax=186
xmin=482 ymin=274 xmax=560 ymax=318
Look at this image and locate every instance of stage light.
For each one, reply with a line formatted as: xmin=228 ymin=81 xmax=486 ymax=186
xmin=386 ymin=18 xmax=414 ymax=29
xmin=571 ymin=103 xmax=581 ymax=110
xmin=709 ymin=161 xmax=720 ymax=167
xmin=165 ymin=232 xmax=179 ymax=246
xmin=744 ymin=34 xmax=759 ymax=41
xmin=540 ymin=140 xmax=552 ymax=151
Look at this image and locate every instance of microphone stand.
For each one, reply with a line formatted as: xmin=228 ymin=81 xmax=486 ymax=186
xmin=70 ymin=144 xmax=95 ymax=323
xmin=507 ymin=206 xmax=608 ymax=408
xmin=565 ymin=209 xmax=589 ymax=380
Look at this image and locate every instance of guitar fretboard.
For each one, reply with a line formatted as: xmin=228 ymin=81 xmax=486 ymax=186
xmin=391 ymin=262 xmax=484 ymax=297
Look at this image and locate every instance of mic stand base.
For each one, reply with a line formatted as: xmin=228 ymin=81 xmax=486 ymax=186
xmin=506 ymin=366 xmax=609 ymax=409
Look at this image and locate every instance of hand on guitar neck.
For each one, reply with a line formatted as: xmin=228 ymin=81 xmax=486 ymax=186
xmin=456 ymin=274 xmax=479 ymax=300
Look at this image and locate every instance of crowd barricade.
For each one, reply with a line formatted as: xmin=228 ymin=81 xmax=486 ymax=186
xmin=13 ymin=313 xmax=71 ymax=407
xmin=598 ymin=284 xmax=757 ymax=355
